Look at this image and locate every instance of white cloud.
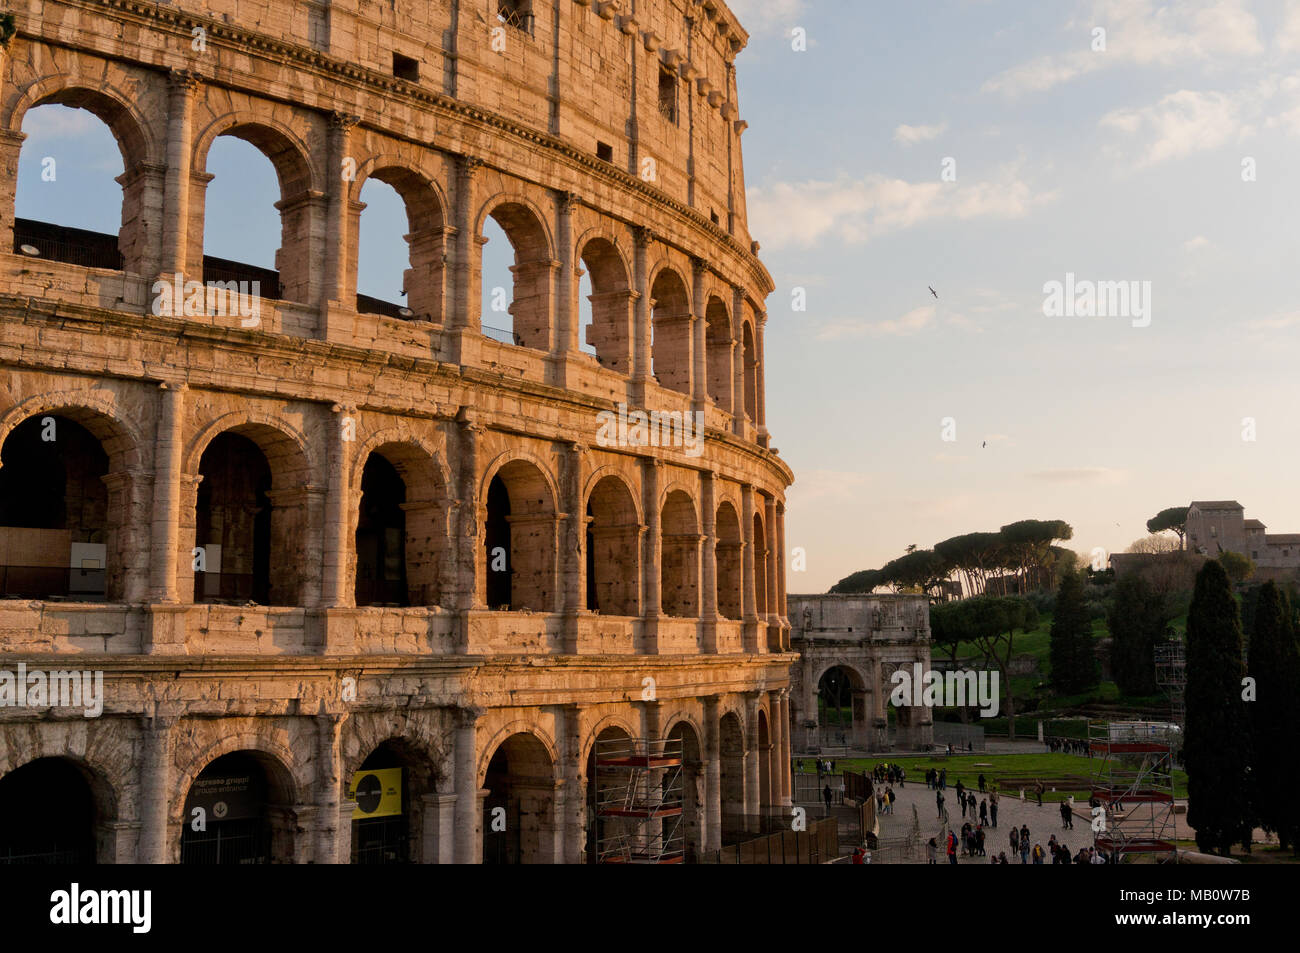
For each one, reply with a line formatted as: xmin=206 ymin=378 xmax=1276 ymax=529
xmin=1100 ymin=89 xmax=1249 ymax=166
xmin=726 ymin=0 xmax=806 ymax=36
xmin=786 ymin=469 xmax=869 ymax=505
xmin=894 ymin=121 xmax=948 ymax=145
xmin=21 ymin=104 xmax=100 ymax=138
xmin=983 ymin=0 xmax=1265 ymax=98
xmin=1183 ymin=235 xmax=1211 ymax=251
xmin=1245 ymin=312 xmax=1300 ymax=330
xmin=815 ymin=305 xmax=984 ymax=341
xmin=1280 ymin=0 xmax=1300 ymax=52
xmin=748 ymin=167 xmax=1057 ymax=251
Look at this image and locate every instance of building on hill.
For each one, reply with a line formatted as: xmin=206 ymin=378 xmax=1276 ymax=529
xmin=1185 ymin=501 xmax=1300 ymax=569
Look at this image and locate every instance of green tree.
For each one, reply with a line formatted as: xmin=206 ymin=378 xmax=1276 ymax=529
xmin=1218 ymin=550 xmax=1255 ymax=586
xmin=999 ymin=519 xmax=1074 ymax=592
xmin=1107 ymin=574 xmax=1169 ymax=696
xmin=931 ymin=595 xmax=1038 ymax=737
xmin=1146 ymin=506 xmax=1190 ymax=549
xmin=1049 ymin=570 xmax=1098 ymax=694
xmin=829 ymin=568 xmax=884 ymax=594
xmin=1248 ymin=582 xmax=1300 ymax=851
xmin=879 ymin=549 xmax=951 ymax=597
xmin=1184 ymin=560 xmax=1253 ymax=855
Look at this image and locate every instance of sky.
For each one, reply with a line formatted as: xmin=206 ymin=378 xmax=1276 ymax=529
xmin=16 ymin=0 xmax=1300 ymax=595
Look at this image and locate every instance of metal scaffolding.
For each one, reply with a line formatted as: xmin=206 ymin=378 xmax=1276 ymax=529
xmin=1154 ymin=640 xmax=1186 ymax=728
xmin=1088 ymin=721 xmax=1178 ymax=862
xmin=593 ymin=737 xmax=684 ymax=864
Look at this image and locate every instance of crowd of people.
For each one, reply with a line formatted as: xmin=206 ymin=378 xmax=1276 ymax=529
xmin=926 ymin=822 xmax=1112 ymax=864
xmin=1046 ymin=735 xmax=1091 ymax=756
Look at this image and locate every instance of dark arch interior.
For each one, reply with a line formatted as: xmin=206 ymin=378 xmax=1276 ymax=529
xmin=485 ymin=474 xmax=512 ymax=608
xmin=181 ymin=751 xmax=291 ymax=865
xmin=355 ymin=454 xmax=408 ymax=607
xmin=0 ymin=758 xmax=97 ymax=863
xmin=352 ymin=741 xmax=417 ymax=864
xmin=196 ymin=432 xmax=272 ymax=605
xmin=0 ymin=414 xmax=110 ymax=600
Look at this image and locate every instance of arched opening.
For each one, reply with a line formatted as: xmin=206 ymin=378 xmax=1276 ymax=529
xmin=719 ymin=712 xmax=745 ymax=841
xmin=817 ymin=665 xmax=869 ymax=749
xmin=350 ymin=739 xmax=436 ymax=864
xmin=0 ymin=412 xmax=128 ymax=601
xmin=585 ymin=476 xmax=640 ymax=616
xmin=660 ymin=490 xmax=699 ymax=617
xmin=757 ymin=709 xmax=771 ymax=816
xmin=482 ymin=460 xmax=556 ymax=612
xmin=195 ymin=433 xmax=271 ymax=604
xmin=715 ymin=501 xmax=742 ymax=620
xmin=180 ymin=751 xmax=296 ymax=864
xmin=193 ymin=424 xmax=310 ymax=606
xmin=201 ymin=124 xmax=315 ymax=305
xmin=357 ymin=167 xmax=445 ymax=322
xmin=482 ymin=733 xmax=556 ymax=864
xmin=584 ymin=725 xmax=632 ymax=863
xmin=667 ymin=721 xmax=704 ymax=862
xmin=742 ymin=322 xmax=758 ymax=421
xmin=579 ymin=238 xmax=632 ymax=372
xmin=355 ymin=454 xmax=407 ymax=606
xmin=14 ymin=94 xmax=146 ymax=272
xmin=480 ymin=202 xmax=552 ymax=350
xmin=0 ymin=758 xmax=99 ymax=863
xmin=705 ymin=297 xmax=733 ymax=412
xmin=753 ymin=510 xmax=768 ymax=618
xmin=650 ymin=269 xmax=691 ymax=394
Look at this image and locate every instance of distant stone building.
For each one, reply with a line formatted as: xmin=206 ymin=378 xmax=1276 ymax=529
xmin=788 ymin=594 xmax=933 ymax=752
xmin=1186 ymin=500 xmax=1300 ymax=570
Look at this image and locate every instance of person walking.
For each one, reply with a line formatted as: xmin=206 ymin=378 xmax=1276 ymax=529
xmin=1059 ymin=800 xmax=1071 ymax=829
xmin=990 ymin=800 xmax=998 ymax=828
xmin=976 ymin=826 xmax=986 ymax=857
xmin=1032 ymin=842 xmax=1045 ymax=865
xmin=947 ymin=831 xmax=958 ymax=864
xmin=927 ymin=837 xmax=938 ymax=864
xmin=822 ymin=783 xmax=832 ymax=814
xmin=1035 ymin=780 xmax=1044 ymax=807
xmin=978 ymin=773 xmax=986 ymax=793
xmin=936 ymin=788 xmax=945 ymax=818
xmin=1010 ymin=827 xmax=1019 ymax=856
xmin=959 ymin=791 xmax=967 ymax=819
xmin=939 ymin=768 xmax=947 ymax=791
xmin=979 ymin=799 xmax=988 ymax=826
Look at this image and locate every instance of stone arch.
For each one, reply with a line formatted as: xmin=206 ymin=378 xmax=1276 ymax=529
xmin=172 ymin=731 xmax=304 ymax=819
xmin=665 ymin=716 xmax=704 ymax=861
xmin=479 ymin=726 xmax=560 ymax=865
xmin=0 ymin=754 xmax=118 ymax=863
xmin=660 ymin=487 xmax=700 ymax=617
xmin=194 ymin=114 xmax=320 ymax=304
xmin=185 ymin=410 xmax=318 ymax=485
xmin=0 ymin=394 xmax=149 ymax=602
xmin=177 ymin=741 xmax=301 ymax=864
xmin=813 ymin=661 xmax=873 ymax=749
xmin=649 ymin=265 xmax=692 ymax=395
xmin=752 ymin=507 xmax=768 ymax=617
xmin=188 ymin=416 xmax=316 ymax=606
xmin=584 ymin=473 xmax=640 ymax=616
xmin=718 ymin=709 xmax=745 ymax=829
xmin=353 ymin=160 xmax=449 ymax=323
xmin=578 ymin=712 xmax=640 ymax=766
xmin=476 ymin=721 xmax=560 ymax=787
xmin=8 ymin=77 xmax=157 ymax=166
xmin=715 ymin=499 xmax=743 ymax=619
xmin=741 ymin=318 xmax=758 ymax=421
xmin=348 ymin=733 xmax=446 ymax=864
xmin=583 ymin=719 xmax=636 ymax=863
xmin=480 ymin=450 xmax=559 ymax=611
xmin=477 ymin=193 xmax=556 ymax=351
xmin=576 ymin=232 xmax=633 ymax=373
xmin=705 ymin=295 xmax=734 ymax=412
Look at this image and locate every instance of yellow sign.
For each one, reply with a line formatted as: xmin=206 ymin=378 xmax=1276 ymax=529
xmin=348 ymin=767 xmax=403 ymax=819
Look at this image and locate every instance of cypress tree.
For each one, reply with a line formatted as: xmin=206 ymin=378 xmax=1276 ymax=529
xmin=1050 ymin=570 xmax=1097 ymax=693
xmin=1248 ymin=581 xmax=1300 ymax=851
xmin=1185 ymin=560 xmax=1253 ymax=854
xmin=1108 ymin=574 xmax=1162 ymax=696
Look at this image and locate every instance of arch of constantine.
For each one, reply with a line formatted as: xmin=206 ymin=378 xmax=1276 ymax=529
xmin=0 ymin=0 xmax=793 ymax=863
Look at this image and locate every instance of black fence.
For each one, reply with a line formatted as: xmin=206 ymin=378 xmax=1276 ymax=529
xmin=14 ymin=218 xmax=122 ymax=269
xmin=179 ymin=819 xmax=271 ymax=864
xmin=701 ymin=818 xmax=838 ymax=864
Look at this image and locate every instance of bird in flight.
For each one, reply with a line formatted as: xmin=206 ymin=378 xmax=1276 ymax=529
xmin=982 ymin=441 xmax=987 ymax=448
xmin=928 ymin=286 xmax=938 ymax=298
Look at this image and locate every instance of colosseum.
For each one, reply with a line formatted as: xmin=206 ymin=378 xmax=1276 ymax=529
xmin=0 ymin=0 xmax=794 ymax=863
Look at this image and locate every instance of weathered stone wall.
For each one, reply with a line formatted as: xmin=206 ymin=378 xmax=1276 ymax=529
xmin=0 ymin=0 xmax=792 ymax=862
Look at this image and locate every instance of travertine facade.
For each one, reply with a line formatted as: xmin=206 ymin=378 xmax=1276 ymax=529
xmin=788 ymin=594 xmax=934 ymax=753
xmin=0 ymin=0 xmax=793 ymax=863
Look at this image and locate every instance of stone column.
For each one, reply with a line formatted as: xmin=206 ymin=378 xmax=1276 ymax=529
xmin=455 ymin=414 xmax=483 ymax=651
xmin=453 ymin=706 xmax=482 ymax=863
xmin=702 ymin=695 xmax=722 ymax=853
xmin=323 ymin=111 xmax=360 ymax=303
xmin=767 ymin=688 xmax=785 ymax=814
xmin=740 ymin=483 xmax=759 ymax=653
xmin=315 ymin=713 xmax=345 ymax=862
xmin=691 ymin=256 xmax=709 ymax=415
xmin=561 ymin=441 xmax=585 ymax=653
xmin=321 ymin=404 xmax=352 ymax=609
xmin=779 ymin=689 xmax=793 ymax=806
xmin=420 ymin=792 xmax=458 ymax=864
xmin=640 ymin=458 xmax=663 ymax=652
xmin=553 ymin=191 xmax=579 ymax=360
xmin=560 ymin=704 xmax=585 ymax=864
xmin=777 ymin=504 xmax=789 ymax=642
xmin=161 ymin=70 xmax=201 ymax=277
xmin=639 ymin=700 xmax=665 ymax=853
xmin=448 ymin=155 xmax=484 ymax=366
xmin=743 ymin=693 xmax=761 ymax=828
xmin=764 ymin=494 xmax=780 ymax=637
xmin=700 ymin=471 xmax=719 ymax=652
xmin=0 ymin=129 xmax=26 ymax=254
xmin=137 ymin=713 xmax=176 ymax=864
xmin=631 ymin=227 xmax=654 ymax=403
xmin=149 ymin=382 xmax=185 ymax=602
xmin=731 ymin=285 xmax=746 ymax=437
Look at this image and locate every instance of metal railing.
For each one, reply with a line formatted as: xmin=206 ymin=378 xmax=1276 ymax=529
xmin=0 ymin=565 xmax=105 ymax=601
xmin=13 ymin=218 xmax=122 ymax=270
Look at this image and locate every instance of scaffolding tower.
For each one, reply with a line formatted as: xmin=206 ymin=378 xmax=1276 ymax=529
xmin=593 ymin=737 xmax=684 ymax=864
xmin=1088 ymin=721 xmax=1178 ymax=862
xmin=1154 ymin=641 xmax=1186 ymax=728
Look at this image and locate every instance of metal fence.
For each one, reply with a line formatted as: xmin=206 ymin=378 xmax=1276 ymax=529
xmin=932 ymin=722 xmax=986 ymax=750
xmin=700 ymin=818 xmax=838 ymax=864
